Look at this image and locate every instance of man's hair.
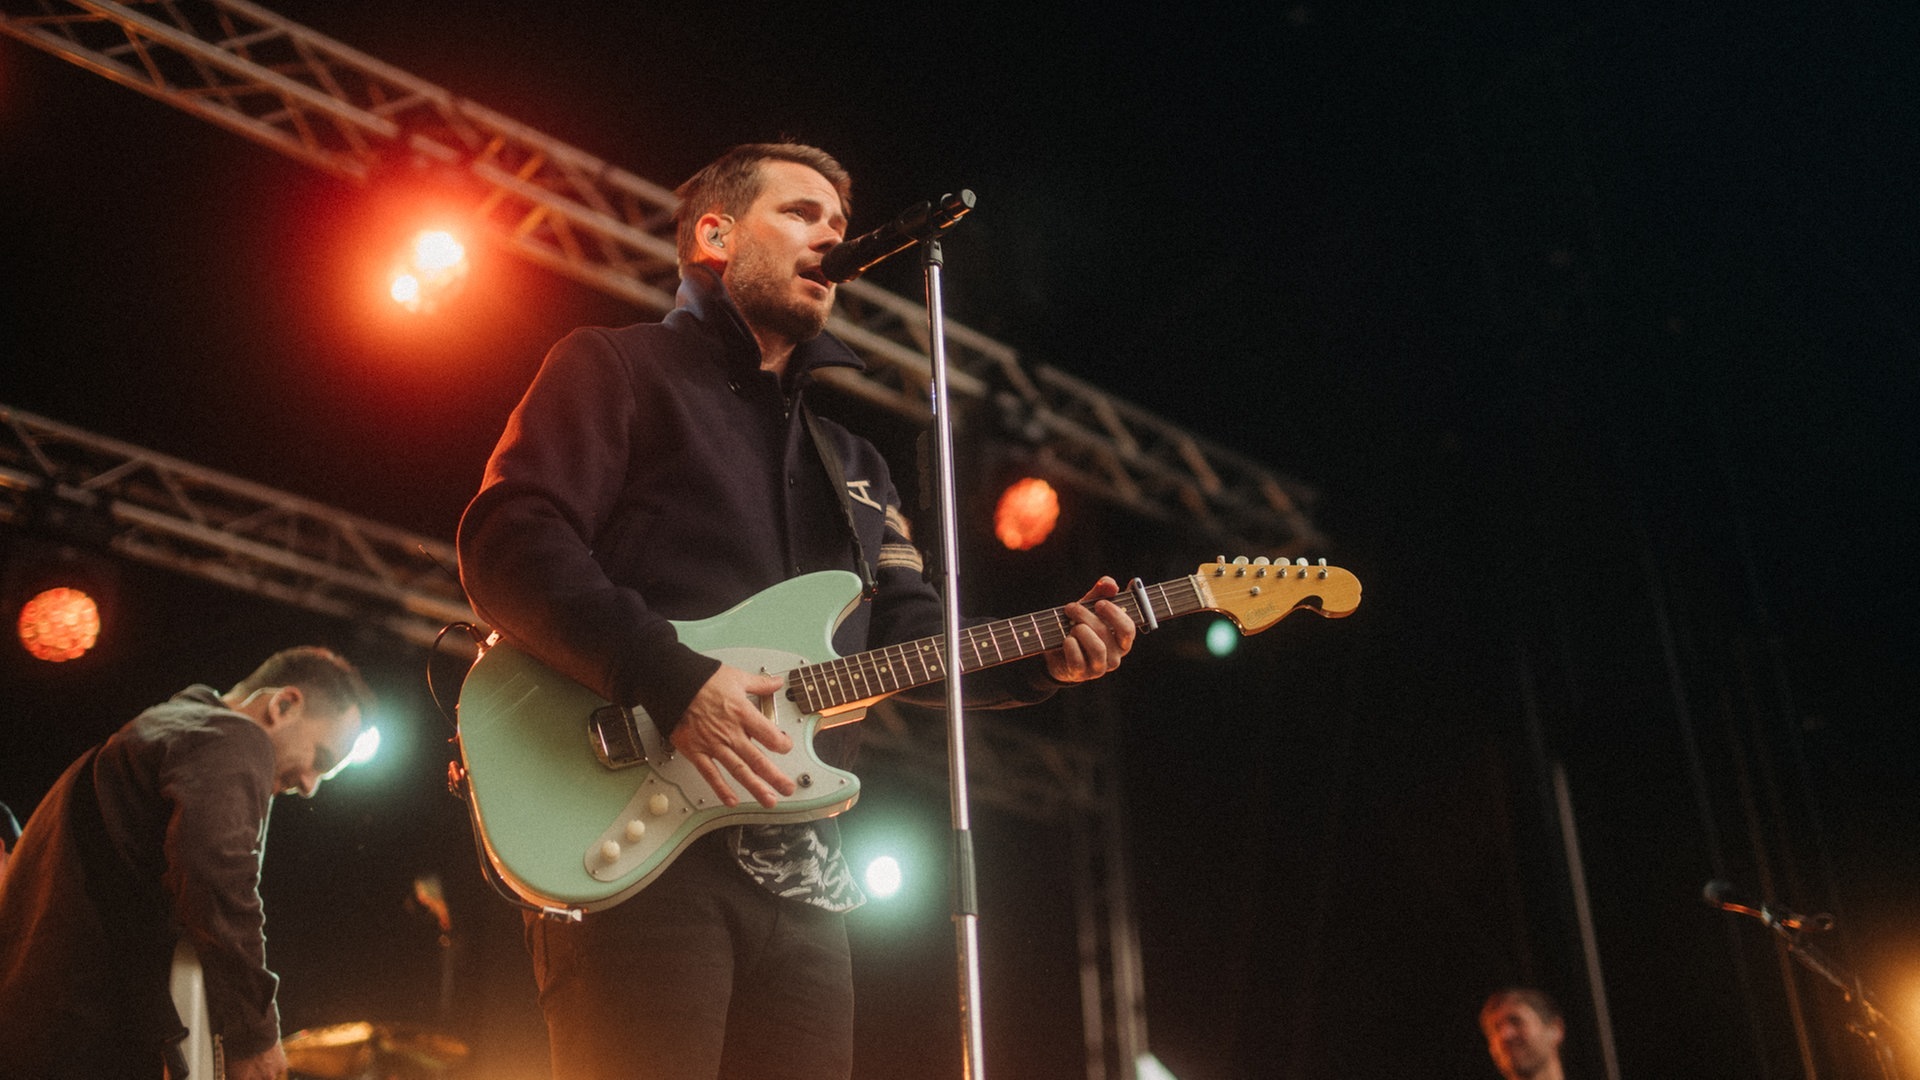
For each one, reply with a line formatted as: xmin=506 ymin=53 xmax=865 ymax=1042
xmin=672 ymin=142 xmax=852 ymax=272
xmin=230 ymin=646 xmax=376 ymax=720
xmin=1481 ymin=987 xmax=1563 ymax=1028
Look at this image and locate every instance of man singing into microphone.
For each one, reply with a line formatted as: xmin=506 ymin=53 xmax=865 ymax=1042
xmin=458 ymin=142 xmax=1135 ymax=1079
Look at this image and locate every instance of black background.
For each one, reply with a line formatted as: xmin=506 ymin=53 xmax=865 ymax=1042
xmin=3 ymin=2 xmax=1916 ymax=1077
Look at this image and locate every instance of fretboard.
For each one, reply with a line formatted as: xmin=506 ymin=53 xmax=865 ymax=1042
xmin=786 ymin=574 xmax=1206 ymax=715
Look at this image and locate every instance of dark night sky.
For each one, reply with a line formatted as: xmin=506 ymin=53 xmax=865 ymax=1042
xmin=3 ymin=2 xmax=1917 ymax=1078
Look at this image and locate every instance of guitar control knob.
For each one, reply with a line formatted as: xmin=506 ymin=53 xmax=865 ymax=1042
xmin=623 ymin=819 xmax=647 ymax=843
xmin=598 ymin=840 xmax=622 ymax=864
xmin=647 ymin=793 xmax=672 ymax=816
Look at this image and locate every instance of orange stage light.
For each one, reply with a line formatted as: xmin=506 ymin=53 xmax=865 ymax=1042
xmin=388 ymin=228 xmax=470 ymax=312
xmin=18 ymin=586 xmax=101 ymax=662
xmin=994 ymin=477 xmax=1060 ymax=551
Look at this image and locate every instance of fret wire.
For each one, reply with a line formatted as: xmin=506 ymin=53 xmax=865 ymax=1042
xmin=984 ymin=621 xmax=1010 ymax=663
xmin=797 ymin=666 xmax=820 ymax=712
xmin=985 ymin=621 xmax=1009 ymax=658
xmin=876 ymin=646 xmax=901 ymax=691
xmin=900 ymin=641 xmax=927 ymax=684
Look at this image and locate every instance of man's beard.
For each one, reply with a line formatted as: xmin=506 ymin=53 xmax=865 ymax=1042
xmin=1499 ymin=1044 xmax=1550 ymax=1078
xmin=728 ymin=244 xmax=830 ymax=345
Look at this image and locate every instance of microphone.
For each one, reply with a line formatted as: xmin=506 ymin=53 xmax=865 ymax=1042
xmin=1703 ymin=879 xmax=1833 ymax=932
xmin=821 ymin=189 xmax=977 ymax=283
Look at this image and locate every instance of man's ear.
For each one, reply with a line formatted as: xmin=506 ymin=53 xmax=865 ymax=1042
xmin=269 ymin=686 xmax=304 ymax=726
xmin=694 ymin=211 xmax=734 ymax=267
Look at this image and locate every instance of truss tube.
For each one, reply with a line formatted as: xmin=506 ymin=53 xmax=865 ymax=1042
xmin=0 ymin=0 xmax=1321 ymax=552
xmin=0 ymin=404 xmax=473 ymax=648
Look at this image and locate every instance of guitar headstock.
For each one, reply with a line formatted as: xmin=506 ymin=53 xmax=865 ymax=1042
xmin=1195 ymin=557 xmax=1361 ymax=635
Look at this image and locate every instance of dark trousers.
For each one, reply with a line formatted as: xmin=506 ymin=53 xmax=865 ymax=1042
xmin=525 ymin=831 xmax=855 ymax=1080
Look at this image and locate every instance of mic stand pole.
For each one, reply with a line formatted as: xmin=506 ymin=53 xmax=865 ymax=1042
xmin=1726 ymin=902 xmax=1915 ymax=1079
xmin=920 ymin=233 xmax=989 ymax=1080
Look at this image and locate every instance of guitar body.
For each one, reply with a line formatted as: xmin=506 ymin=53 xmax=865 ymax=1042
xmin=457 ymin=571 xmax=867 ymax=912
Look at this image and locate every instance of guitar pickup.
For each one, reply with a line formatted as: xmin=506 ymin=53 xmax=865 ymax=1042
xmin=588 ymin=705 xmax=649 ymax=768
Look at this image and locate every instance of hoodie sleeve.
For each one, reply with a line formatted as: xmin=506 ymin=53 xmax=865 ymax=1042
xmin=458 ymin=327 xmax=720 ymax=734
xmin=159 ymin=719 xmax=281 ymax=1060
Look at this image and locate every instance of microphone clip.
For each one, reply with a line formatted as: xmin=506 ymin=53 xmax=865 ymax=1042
xmin=1703 ymin=879 xmax=1835 ymax=934
xmin=821 ymin=190 xmax=977 ymax=283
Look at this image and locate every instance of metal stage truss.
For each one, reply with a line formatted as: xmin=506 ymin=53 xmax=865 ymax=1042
xmin=0 ymin=401 xmax=1147 ymax=1078
xmin=0 ymin=0 xmax=1322 ymax=557
xmin=0 ymin=4 xmax=1322 ymax=1073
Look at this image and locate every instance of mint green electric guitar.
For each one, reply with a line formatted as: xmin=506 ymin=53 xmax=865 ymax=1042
xmin=455 ymin=558 xmax=1361 ymax=912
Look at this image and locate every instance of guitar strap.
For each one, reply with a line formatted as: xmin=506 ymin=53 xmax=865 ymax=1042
xmin=800 ymin=401 xmax=879 ymax=598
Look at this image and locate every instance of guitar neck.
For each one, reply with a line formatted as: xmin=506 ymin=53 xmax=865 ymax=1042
xmin=786 ymin=575 xmax=1205 ymax=715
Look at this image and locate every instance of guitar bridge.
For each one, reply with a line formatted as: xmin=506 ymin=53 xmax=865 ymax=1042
xmin=588 ymin=705 xmax=649 ymax=768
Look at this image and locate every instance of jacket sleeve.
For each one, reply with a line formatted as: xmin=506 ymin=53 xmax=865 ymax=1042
xmin=159 ymin=721 xmax=281 ymax=1060
xmin=458 ymin=328 xmax=720 ymax=733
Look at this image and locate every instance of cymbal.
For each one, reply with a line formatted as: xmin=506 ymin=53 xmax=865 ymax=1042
xmin=284 ymin=1021 xmax=468 ymax=1078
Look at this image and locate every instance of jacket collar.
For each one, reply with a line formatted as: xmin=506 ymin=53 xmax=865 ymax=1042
xmin=672 ymin=265 xmax=865 ymax=385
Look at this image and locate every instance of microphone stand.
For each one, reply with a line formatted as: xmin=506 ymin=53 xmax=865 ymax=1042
xmin=1713 ymin=892 xmax=1915 ymax=1079
xmin=831 ymin=187 xmax=985 ymax=1077
xmin=829 ymin=189 xmax=990 ymax=1068
xmin=922 ymin=231 xmax=989 ymax=1080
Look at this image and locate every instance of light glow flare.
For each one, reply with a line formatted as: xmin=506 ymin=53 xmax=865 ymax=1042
xmin=411 ymin=230 xmax=465 ymax=273
xmin=1205 ymin=618 xmax=1240 ymax=659
xmin=388 ymin=228 xmax=470 ymax=312
xmin=864 ymin=855 xmax=903 ymax=899
xmin=321 ymin=726 xmax=381 ymax=783
xmin=345 ymin=725 xmax=381 ymax=767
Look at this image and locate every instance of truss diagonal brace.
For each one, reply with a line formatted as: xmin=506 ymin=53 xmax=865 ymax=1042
xmin=0 ymin=0 xmax=1322 ymax=554
xmin=0 ymin=403 xmax=475 ymax=650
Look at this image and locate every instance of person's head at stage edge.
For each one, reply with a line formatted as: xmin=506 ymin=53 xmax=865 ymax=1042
xmin=0 ymin=800 xmax=19 ymax=887
xmin=1480 ymin=986 xmax=1566 ymax=1080
xmin=672 ymin=142 xmax=852 ymax=370
xmin=223 ymin=646 xmax=375 ymax=798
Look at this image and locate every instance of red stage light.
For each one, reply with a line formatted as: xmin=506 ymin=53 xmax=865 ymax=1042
xmin=18 ymin=586 xmax=101 ymax=662
xmin=994 ymin=477 xmax=1060 ymax=551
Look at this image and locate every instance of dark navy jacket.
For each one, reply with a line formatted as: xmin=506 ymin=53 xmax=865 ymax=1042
xmin=458 ymin=266 xmax=1053 ymax=734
